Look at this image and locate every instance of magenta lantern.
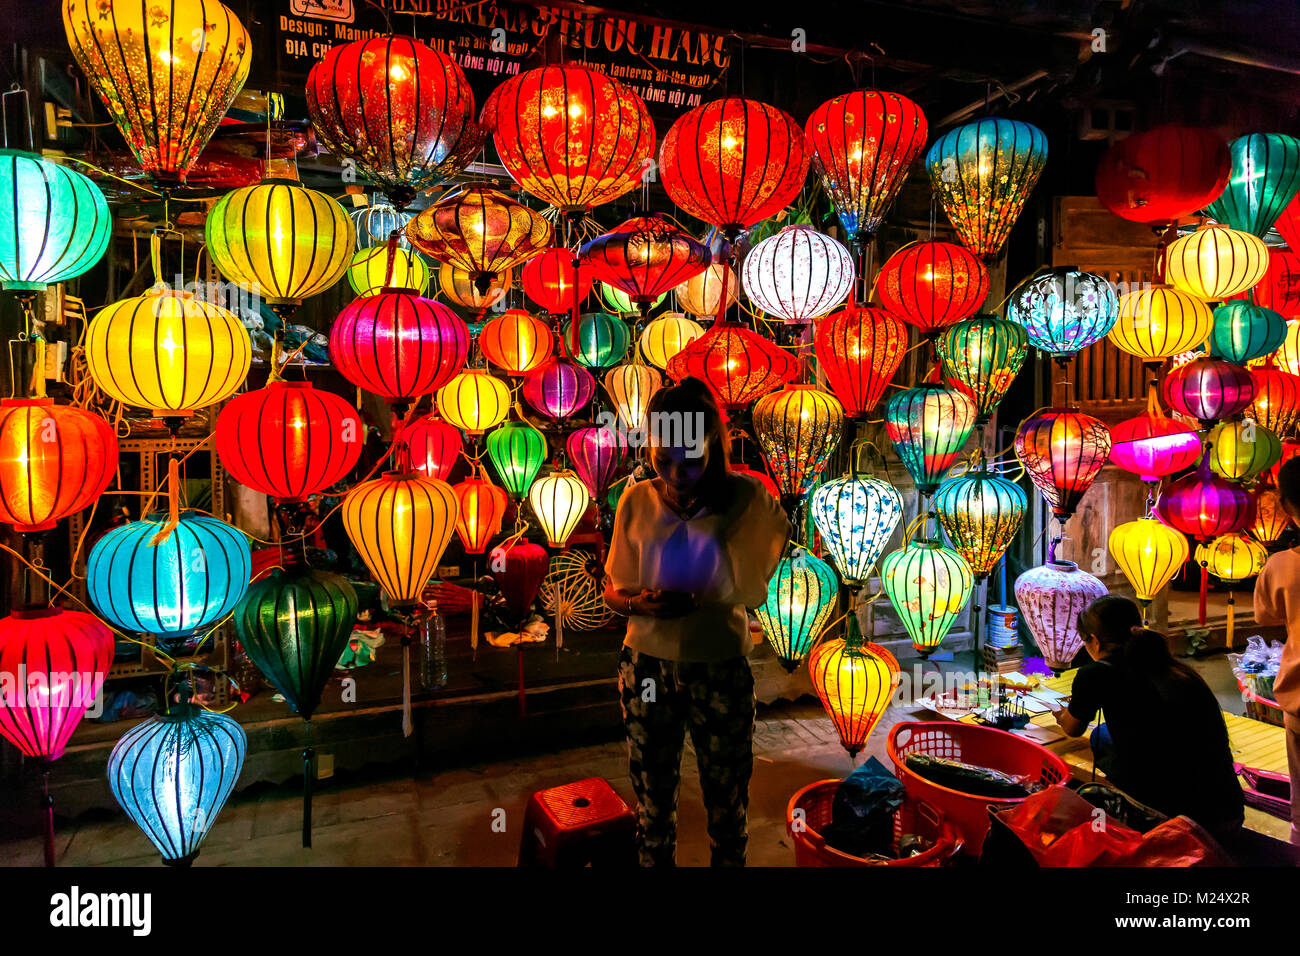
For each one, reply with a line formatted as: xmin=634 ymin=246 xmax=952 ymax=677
xmin=1109 ymin=412 xmax=1202 ymax=482
xmin=1161 ymin=356 xmax=1256 ymax=428
xmin=521 ymin=357 xmax=595 ymax=422
xmin=1155 ymin=456 xmax=1256 ymax=540
xmin=401 ymin=415 xmax=463 ymax=482
xmin=1014 ymin=559 xmax=1108 ymax=673
xmin=566 ymin=426 xmax=626 ymax=500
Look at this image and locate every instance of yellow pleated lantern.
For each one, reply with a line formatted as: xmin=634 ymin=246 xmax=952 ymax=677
xmin=205 ymin=177 xmax=354 ymax=314
xmin=1109 ymin=285 xmax=1214 ymax=362
xmin=603 ymin=362 xmax=661 ymax=432
xmin=1252 ymin=481 xmax=1293 ymax=545
xmin=638 ymin=313 xmax=705 ymax=370
xmin=1108 ymin=516 xmax=1189 ymax=620
xmin=438 ymin=262 xmax=511 ymax=311
xmin=675 ymin=264 xmax=738 ymax=318
xmin=1165 ymin=224 xmax=1268 ymax=301
xmin=346 ymin=246 xmax=430 ymax=297
xmin=86 ymin=288 xmax=250 ymax=418
xmin=1207 ymin=420 xmax=1282 ymax=482
xmin=528 ymin=470 xmax=590 ymax=548
xmin=342 ymin=468 xmax=457 ymax=606
xmin=435 ymin=368 xmax=511 ymax=435
xmin=1195 ymin=531 xmax=1268 ymax=643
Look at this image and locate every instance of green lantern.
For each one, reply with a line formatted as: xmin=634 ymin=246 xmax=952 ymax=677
xmin=754 ymin=548 xmax=839 ymax=672
xmin=563 ymin=312 xmax=630 ymax=368
xmin=1205 ymin=133 xmax=1300 ymax=238
xmin=933 ymin=467 xmax=1026 ymax=580
xmin=601 ymin=281 xmax=665 ymax=315
xmin=884 ymin=384 xmax=977 ymax=495
xmin=1210 ymin=301 xmax=1286 ymax=364
xmin=935 ymin=314 xmax=1029 ymax=424
xmin=1208 ymin=420 xmax=1282 ymax=482
xmin=485 ymin=419 xmax=547 ymax=499
xmin=0 ymin=150 xmax=111 ymax=293
xmin=881 ymin=540 xmax=974 ymax=657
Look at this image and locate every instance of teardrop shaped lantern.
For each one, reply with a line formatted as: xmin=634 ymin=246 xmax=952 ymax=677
xmin=754 ymin=549 xmax=838 ymax=672
xmin=925 ymin=117 xmax=1048 ymax=260
xmin=1161 ymin=356 xmax=1256 ymax=428
xmin=675 ymin=264 xmax=737 ymax=319
xmin=1109 ymin=412 xmax=1201 ymax=482
xmin=521 ymin=249 xmax=593 ymax=315
xmin=0 ymin=399 xmax=117 ymax=532
xmin=528 ymin=470 xmax=590 ymax=548
xmin=1251 ymin=478 xmax=1292 ymax=545
xmin=665 ymin=324 xmax=798 ymax=410
xmin=566 ymin=426 xmax=626 ymax=500
xmin=935 ymin=314 xmax=1029 ymax=424
xmin=305 ymin=36 xmax=481 ymax=209
xmin=580 ymin=215 xmax=712 ymax=315
xmin=1110 ymin=285 xmax=1215 ymax=363
xmin=1165 ymin=224 xmax=1268 ymax=301
xmin=1205 ymin=133 xmax=1300 ymax=237
xmin=805 ymin=90 xmax=928 ymax=242
xmin=438 ymin=262 xmax=511 ymax=311
xmin=934 ymin=467 xmax=1027 ymax=580
xmin=87 ymin=512 xmax=252 ymax=641
xmin=484 ymin=64 xmax=654 ymax=213
xmin=216 ymin=382 xmax=363 ymax=502
xmin=1246 ymin=365 xmax=1300 ymax=438
xmin=810 ymin=473 xmax=904 ymax=584
xmin=407 ymin=186 xmax=553 ymax=293
xmin=884 ymin=384 xmax=977 ymax=495
xmin=479 ymin=309 xmax=554 ymax=376
xmin=342 ymin=467 xmax=458 ymax=606
xmin=807 ymin=617 xmax=900 ymax=757
xmin=1014 ymin=560 xmax=1108 ymax=672
xmin=452 ymin=472 xmax=509 ymax=554
xmin=403 ymin=414 xmax=463 ymax=482
xmin=206 ymin=179 xmax=355 ymax=312
xmin=486 ymin=419 xmax=547 ymax=499
xmin=639 ymin=314 xmax=704 ymax=371
xmin=1212 ymin=302 xmax=1287 ymax=363
xmin=813 ymin=304 xmax=909 ymax=418
xmin=329 ymin=290 xmax=470 ymax=410
xmin=62 ymin=0 xmax=251 ymax=185
xmin=522 ymin=357 xmax=596 ymax=422
xmin=86 ymin=288 xmax=251 ymax=418
xmin=346 ymin=246 xmax=430 ymax=297
xmin=564 ymin=312 xmax=630 ymax=369
xmin=603 ymin=363 xmax=661 ymax=433
xmin=1109 ymin=517 xmax=1189 ymax=613
xmin=1006 ymin=268 xmax=1120 ymax=359
xmin=1014 ymin=408 xmax=1112 ymax=522
xmin=1155 ymin=456 xmax=1255 ymax=541
xmin=435 ymin=368 xmax=511 ymax=435
xmin=491 ymin=539 xmax=549 ymax=620
xmin=874 ymin=241 xmax=989 ymax=333
xmin=741 ymin=225 xmax=854 ymax=324
xmin=659 ymin=97 xmax=811 ymax=236
xmin=1208 ymin=420 xmax=1282 ymax=482
xmin=881 ymin=540 xmax=974 ymax=656
xmin=753 ymin=385 xmax=844 ymax=504
xmin=108 ymin=700 xmax=245 ymax=865
xmin=0 ymin=150 xmax=111 ymax=292
xmin=0 ymin=607 xmax=112 ymax=760
xmin=1094 ymin=125 xmax=1231 ymax=225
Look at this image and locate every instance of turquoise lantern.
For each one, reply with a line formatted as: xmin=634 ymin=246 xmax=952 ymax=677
xmin=0 ymin=150 xmax=111 ymax=292
xmin=809 ymin=473 xmax=903 ymax=585
xmin=1211 ymin=301 xmax=1286 ymax=364
xmin=107 ymin=696 xmax=245 ymax=866
xmin=881 ymin=539 xmax=974 ymax=657
xmin=933 ymin=466 xmax=1027 ymax=580
xmin=1007 ymin=268 xmax=1119 ymax=360
xmin=87 ymin=512 xmax=251 ymax=648
xmin=563 ymin=312 xmax=630 ymax=369
xmin=754 ymin=548 xmax=839 ymax=672
xmin=884 ymin=384 xmax=977 ymax=495
xmin=1205 ymin=133 xmax=1300 ymax=238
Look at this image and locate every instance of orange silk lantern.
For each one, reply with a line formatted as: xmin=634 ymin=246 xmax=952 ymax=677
xmin=1014 ymin=408 xmax=1112 ymax=522
xmin=875 ymin=241 xmax=988 ymax=333
xmin=0 ymin=399 xmax=117 ymax=532
xmin=814 ymin=304 xmax=909 ymax=418
xmin=452 ymin=469 xmax=508 ymax=554
xmin=478 ymin=309 xmax=554 ymax=376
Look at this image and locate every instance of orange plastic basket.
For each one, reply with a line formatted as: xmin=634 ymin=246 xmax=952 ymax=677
xmin=886 ymin=721 xmax=1070 ymax=856
xmin=785 ymin=779 xmax=963 ymax=866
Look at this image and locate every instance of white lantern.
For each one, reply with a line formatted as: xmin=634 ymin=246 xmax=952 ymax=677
xmin=810 ymin=474 xmax=904 ymax=584
xmin=742 ymin=224 xmax=855 ymax=324
xmin=528 ymin=470 xmax=589 ymax=548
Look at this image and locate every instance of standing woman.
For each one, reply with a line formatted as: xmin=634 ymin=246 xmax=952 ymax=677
xmin=604 ymin=377 xmax=789 ymax=866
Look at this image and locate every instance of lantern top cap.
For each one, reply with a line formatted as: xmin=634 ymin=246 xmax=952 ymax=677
xmin=1048 ymin=559 xmax=1081 ymax=571
xmin=0 ymin=397 xmax=52 ymax=408
xmin=8 ymin=606 xmax=60 ymax=620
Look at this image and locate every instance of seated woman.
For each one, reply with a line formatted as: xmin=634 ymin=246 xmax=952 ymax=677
xmin=1052 ymin=595 xmax=1244 ymax=841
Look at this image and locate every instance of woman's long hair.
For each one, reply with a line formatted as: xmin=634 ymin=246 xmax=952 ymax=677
xmin=643 ymin=376 xmax=730 ymax=496
xmin=1079 ymin=595 xmax=1202 ymax=695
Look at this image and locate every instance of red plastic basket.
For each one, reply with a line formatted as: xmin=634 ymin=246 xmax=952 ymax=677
xmin=886 ymin=721 xmax=1070 ymax=856
xmin=785 ymin=779 xmax=963 ymax=866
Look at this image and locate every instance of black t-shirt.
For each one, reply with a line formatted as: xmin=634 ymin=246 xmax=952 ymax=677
xmin=1068 ymin=659 xmax=1244 ymax=828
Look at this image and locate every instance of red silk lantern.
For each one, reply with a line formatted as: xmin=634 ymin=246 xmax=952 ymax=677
xmin=1110 ymin=412 xmax=1201 ymax=482
xmin=216 ymin=382 xmax=363 ymax=503
xmin=479 ymin=309 xmax=554 ymax=376
xmin=490 ymin=540 xmax=549 ymax=620
xmin=452 ymin=471 xmax=508 ymax=554
xmin=1248 ymin=365 xmax=1300 ymax=438
xmin=665 ymin=324 xmax=798 ymax=410
xmin=483 ymin=64 xmax=654 ymax=213
xmin=580 ymin=215 xmax=712 ymax=314
xmin=814 ymin=305 xmax=909 ymax=418
xmin=0 ymin=399 xmax=117 ymax=532
xmin=1156 ymin=456 xmax=1255 ymax=540
xmin=1162 ymin=357 xmax=1256 ymax=428
xmin=729 ymin=462 xmax=780 ymax=499
xmin=1094 ymin=125 xmax=1231 ymax=225
xmin=0 ymin=607 xmax=113 ymax=760
xmin=329 ymin=290 xmax=470 ymax=409
xmin=522 ymin=249 xmax=594 ymax=314
xmin=401 ymin=415 xmax=463 ymax=482
xmin=1014 ymin=408 xmax=1112 ymax=522
xmin=521 ymin=357 xmax=595 ymax=422
xmin=1241 ymin=249 xmax=1300 ymax=317
xmin=659 ymin=97 xmax=811 ymax=235
xmin=566 ymin=426 xmax=626 ymax=500
xmin=875 ymin=241 xmax=988 ymax=332
xmin=805 ymin=90 xmax=928 ymax=243
xmin=1266 ymin=179 xmax=1300 ymax=253
xmin=305 ymin=36 xmax=481 ymax=209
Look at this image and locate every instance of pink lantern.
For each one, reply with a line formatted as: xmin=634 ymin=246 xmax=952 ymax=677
xmin=1014 ymin=560 xmax=1108 ymax=673
xmin=1161 ymin=356 xmax=1255 ymax=428
xmin=521 ymin=357 xmax=595 ymax=422
xmin=1109 ymin=412 xmax=1202 ymax=482
xmin=566 ymin=426 xmax=626 ymax=500
xmin=1155 ymin=456 xmax=1256 ymax=541
xmin=401 ymin=415 xmax=463 ymax=481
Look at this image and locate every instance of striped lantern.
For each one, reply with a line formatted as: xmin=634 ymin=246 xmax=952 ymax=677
xmin=1246 ymin=365 xmax=1300 ymax=438
xmin=521 ymin=357 xmax=596 ymax=422
xmin=935 ymin=314 xmax=1029 ymax=424
xmin=580 ymin=215 xmax=712 ymax=313
xmin=346 ymin=246 xmax=429 ymax=297
xmin=1094 ymin=125 xmax=1231 ymax=225
xmin=638 ymin=314 xmax=704 ymax=371
xmin=1164 ymin=224 xmax=1268 ymax=301
xmin=934 ymin=468 xmax=1027 ymax=580
xmin=1109 ymin=517 xmax=1189 ymax=611
xmin=880 ymin=540 xmax=974 ymax=656
xmin=1196 ymin=531 xmax=1268 ymax=642
xmin=406 ymin=186 xmax=552 ymax=292
xmin=485 ymin=420 xmax=547 ymax=499
xmin=1007 ymin=268 xmax=1119 ymax=358
xmin=1161 ymin=356 xmax=1256 ymax=427
xmin=521 ymin=249 xmax=593 ymax=315
xmin=809 ymin=473 xmax=904 ymax=584
xmin=741 ymin=224 xmax=854 ymax=324
xmin=490 ymin=539 xmax=549 ymax=619
xmin=1212 ymin=302 xmax=1287 ymax=363
xmin=1208 ymin=420 xmax=1282 ymax=482
xmin=808 ymin=619 xmax=900 ymax=757
xmin=813 ymin=304 xmax=909 ymax=418
xmin=601 ymin=283 xmax=666 ymax=315
xmin=1205 ymin=133 xmax=1300 ymax=237
xmin=435 ymin=369 xmax=511 ymax=435
xmin=402 ymin=415 xmax=463 ymax=481
xmin=884 ymin=384 xmax=977 ymax=495
xmin=875 ymin=240 xmax=988 ymax=332
xmin=752 ymin=384 xmax=844 ymax=503
xmin=564 ymin=312 xmax=630 ymax=369
xmin=603 ymin=362 xmax=661 ymax=433
xmin=1109 ymin=285 xmax=1214 ymax=363
xmin=754 ymin=549 xmax=838 ymax=672
xmin=478 ymin=309 xmax=553 ymax=376
xmin=1250 ymin=478 xmax=1292 ymax=546
xmin=451 ymin=472 xmax=509 ymax=554
xmin=438 ymin=262 xmax=511 ymax=311
xmin=665 ymin=324 xmax=798 ymax=410
xmin=1109 ymin=411 xmax=1202 ymax=482
xmin=0 ymin=399 xmax=117 ymax=532
xmin=1014 ymin=408 xmax=1112 ymax=522
xmin=528 ymin=470 xmax=590 ymax=548
xmin=351 ymin=202 xmax=412 ymax=251
xmin=566 ymin=426 xmax=626 ymax=500
xmin=675 ymin=264 xmax=737 ymax=319
xmin=1014 ymin=560 xmax=1108 ymax=672
xmin=1155 ymin=456 xmax=1256 ymax=540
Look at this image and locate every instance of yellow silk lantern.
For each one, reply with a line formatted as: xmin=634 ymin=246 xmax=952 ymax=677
xmin=675 ymin=264 xmax=738 ymax=318
xmin=1165 ymin=224 xmax=1268 ymax=301
xmin=1207 ymin=420 xmax=1282 ymax=482
xmin=346 ymin=246 xmax=430 ymax=297
xmin=1108 ymin=516 xmax=1189 ymax=619
xmin=638 ymin=313 xmax=704 ymax=370
xmin=1195 ymin=531 xmax=1267 ymax=643
xmin=86 ymin=288 xmax=250 ymax=417
xmin=807 ymin=616 xmax=899 ymax=757
xmin=528 ymin=470 xmax=590 ymax=547
xmin=435 ymin=369 xmax=511 ymax=435
xmin=1109 ymin=285 xmax=1214 ymax=362
xmin=603 ymin=362 xmax=660 ymax=432
xmin=438 ymin=262 xmax=511 ymax=311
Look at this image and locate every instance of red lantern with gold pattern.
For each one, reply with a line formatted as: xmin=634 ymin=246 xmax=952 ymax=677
xmin=814 ymin=304 xmax=909 ymax=418
xmin=1014 ymin=407 xmax=1112 ymax=522
xmin=580 ymin=215 xmax=712 ymax=315
xmin=875 ymin=241 xmax=988 ymax=333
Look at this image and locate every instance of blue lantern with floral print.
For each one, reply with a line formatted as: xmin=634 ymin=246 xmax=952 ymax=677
xmin=1007 ymin=267 xmax=1119 ymax=361
xmin=810 ymin=472 xmax=903 ymax=585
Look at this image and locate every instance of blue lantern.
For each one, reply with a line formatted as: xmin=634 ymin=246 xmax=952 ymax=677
xmin=107 ymin=701 xmax=245 ymax=865
xmin=1210 ymin=301 xmax=1286 ymax=364
xmin=87 ymin=512 xmax=251 ymax=642
xmin=755 ymin=549 xmax=839 ymax=672
xmin=933 ymin=468 xmax=1027 ymax=581
xmin=809 ymin=473 xmax=903 ymax=585
xmin=1007 ymin=268 xmax=1119 ymax=360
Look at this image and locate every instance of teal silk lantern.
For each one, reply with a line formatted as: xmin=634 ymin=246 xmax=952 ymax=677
xmin=485 ymin=419 xmax=547 ymax=499
xmin=809 ymin=473 xmax=903 ymax=584
xmin=87 ymin=512 xmax=251 ymax=644
xmin=884 ymin=384 xmax=977 ymax=495
xmin=935 ymin=314 xmax=1029 ymax=424
xmin=1007 ymin=268 xmax=1119 ymax=359
xmin=0 ymin=150 xmax=111 ymax=292
xmin=933 ymin=467 xmax=1027 ymax=580
xmin=1211 ymin=302 xmax=1286 ymax=364
xmin=1205 ymin=133 xmax=1300 ymax=238
xmin=563 ymin=312 xmax=630 ymax=368
xmin=754 ymin=548 xmax=839 ymax=672
xmin=881 ymin=540 xmax=974 ymax=657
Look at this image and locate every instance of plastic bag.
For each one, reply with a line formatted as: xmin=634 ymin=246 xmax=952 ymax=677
xmin=904 ymin=752 xmax=1034 ymax=798
xmin=820 ymin=757 xmax=905 ymax=858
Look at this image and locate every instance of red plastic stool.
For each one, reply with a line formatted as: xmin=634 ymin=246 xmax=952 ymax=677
xmin=518 ymin=777 xmax=636 ymax=867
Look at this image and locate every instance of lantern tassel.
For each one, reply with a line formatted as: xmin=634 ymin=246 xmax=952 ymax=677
xmin=1199 ymin=561 xmax=1209 ymax=626
xmin=517 ymin=644 xmax=527 ymax=718
xmin=470 ymin=558 xmax=479 ymax=659
xmin=1227 ymin=592 xmax=1235 ymax=648
xmin=402 ymin=632 xmax=413 ymax=738
xmin=302 ymin=721 xmax=313 ymax=849
xmin=149 ymin=457 xmax=182 ymax=547
xmin=41 ymin=766 xmax=55 ymax=867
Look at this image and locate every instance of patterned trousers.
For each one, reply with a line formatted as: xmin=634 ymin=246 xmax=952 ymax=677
xmin=617 ymin=644 xmax=756 ymax=867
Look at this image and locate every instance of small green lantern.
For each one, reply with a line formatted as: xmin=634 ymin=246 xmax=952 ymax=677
xmin=563 ymin=312 xmax=630 ymax=368
xmin=933 ymin=466 xmax=1026 ymax=580
xmin=485 ymin=419 xmax=547 ymax=499
xmin=754 ymin=548 xmax=839 ymax=672
xmin=1210 ymin=301 xmax=1286 ymax=364
xmin=601 ymin=281 xmax=665 ymax=315
xmin=935 ymin=314 xmax=1029 ymax=425
xmin=1208 ymin=420 xmax=1282 ymax=482
xmin=1205 ymin=133 xmax=1300 ymax=238
xmin=880 ymin=539 xmax=973 ymax=657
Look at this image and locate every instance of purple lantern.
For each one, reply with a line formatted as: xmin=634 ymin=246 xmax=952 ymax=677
xmin=1154 ymin=455 xmax=1256 ymax=541
xmin=1161 ymin=357 xmax=1255 ymax=428
xmin=566 ymin=425 xmax=626 ymax=500
xmin=1014 ymin=559 xmax=1107 ymax=673
xmin=521 ymin=357 xmax=595 ymax=422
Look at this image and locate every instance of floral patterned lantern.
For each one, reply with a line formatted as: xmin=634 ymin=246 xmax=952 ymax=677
xmin=809 ymin=472 xmax=903 ymax=585
xmin=1014 ymin=408 xmax=1112 ymax=522
xmin=675 ymin=264 xmax=737 ymax=319
xmin=1161 ymin=356 xmax=1256 ymax=428
xmin=874 ymin=240 xmax=988 ymax=333
xmin=813 ymin=304 xmax=909 ymax=418
xmin=881 ymin=540 xmax=974 ymax=657
xmin=884 ymin=384 xmax=977 ymax=495
xmin=934 ymin=467 xmax=1027 ymax=580
xmin=580 ymin=215 xmax=712 ymax=315
xmin=753 ymin=385 xmax=844 ymax=505
xmin=935 ymin=314 xmax=1029 ymax=424
xmin=1014 ymin=560 xmax=1107 ymax=672
xmin=1006 ymin=268 xmax=1119 ymax=359
xmin=755 ymin=549 xmax=838 ymax=672
xmin=741 ymin=225 xmax=854 ymax=324
xmin=665 ymin=324 xmax=798 ymax=410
